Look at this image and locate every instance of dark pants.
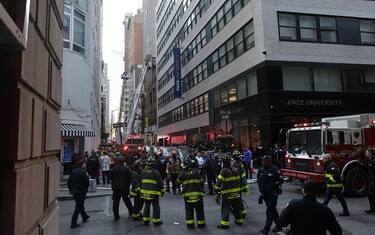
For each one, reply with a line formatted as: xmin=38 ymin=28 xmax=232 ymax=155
xmin=243 ymin=162 xmax=250 ymax=179
xmin=263 ymin=194 xmax=280 ymax=232
xmin=170 ymin=173 xmax=180 ymax=193
xmin=71 ymin=195 xmax=88 ymax=225
xmin=132 ymin=195 xmax=144 ymax=219
xmin=185 ymin=198 xmax=205 ymax=226
xmin=369 ymin=196 xmax=375 ymax=211
xmin=143 ymin=199 xmax=161 ymax=223
xmin=102 ymin=170 xmax=110 ymax=184
xmin=323 ymin=188 xmax=349 ymax=214
xmin=113 ymin=190 xmax=133 ymax=218
xmin=207 ymin=173 xmax=216 ymax=194
xmin=165 ymin=178 xmax=170 ymax=192
xmin=368 ymin=183 xmax=375 ymax=211
xmin=220 ymin=197 xmax=243 ymax=227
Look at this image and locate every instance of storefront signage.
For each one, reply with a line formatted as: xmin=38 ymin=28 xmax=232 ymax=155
xmin=286 ymin=99 xmax=343 ymax=107
xmin=173 ymin=47 xmax=182 ymax=98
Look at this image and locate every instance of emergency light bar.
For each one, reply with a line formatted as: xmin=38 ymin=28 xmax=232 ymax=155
xmin=293 ymin=121 xmax=330 ymax=128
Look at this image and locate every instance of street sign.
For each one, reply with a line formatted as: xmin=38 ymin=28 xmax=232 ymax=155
xmin=113 ymin=122 xmax=127 ymax=128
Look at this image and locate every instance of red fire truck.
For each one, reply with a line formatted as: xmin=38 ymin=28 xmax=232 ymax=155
xmin=282 ymin=114 xmax=375 ymax=197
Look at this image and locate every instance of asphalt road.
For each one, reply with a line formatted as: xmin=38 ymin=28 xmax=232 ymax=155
xmin=59 ymin=181 xmax=375 ymax=235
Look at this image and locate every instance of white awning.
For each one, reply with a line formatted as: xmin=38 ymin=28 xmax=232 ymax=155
xmin=61 ymin=124 xmax=95 ymax=137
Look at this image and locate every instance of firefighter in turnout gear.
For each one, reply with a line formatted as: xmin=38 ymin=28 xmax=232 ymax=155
xmin=140 ymin=154 xmax=164 ymax=226
xmin=215 ymin=153 xmax=243 ymax=229
xmin=323 ymin=155 xmax=350 ymax=216
xmin=231 ymin=151 xmax=249 ymax=219
xmin=257 ymin=155 xmax=283 ymax=235
xmin=129 ymin=159 xmax=144 ymax=221
xmin=177 ymin=158 xmax=206 ymax=229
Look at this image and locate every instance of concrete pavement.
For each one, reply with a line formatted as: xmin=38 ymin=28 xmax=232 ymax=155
xmin=59 ymin=181 xmax=375 ymax=235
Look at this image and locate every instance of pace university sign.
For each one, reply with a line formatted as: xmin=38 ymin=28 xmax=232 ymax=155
xmin=173 ymin=47 xmax=182 ymax=98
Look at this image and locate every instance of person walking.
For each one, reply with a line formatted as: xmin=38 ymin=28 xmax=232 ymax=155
xmin=166 ymin=151 xmax=182 ymax=194
xmin=279 ymin=180 xmax=343 ymax=235
xmin=322 ymin=155 xmax=350 ymax=216
xmin=100 ymin=152 xmax=111 ymax=184
xmin=243 ymin=147 xmax=252 ymax=179
xmin=365 ymin=149 xmax=375 ymax=214
xmin=272 ymin=143 xmax=285 ymax=169
xmin=257 ymin=155 xmax=283 ymax=235
xmin=140 ymin=155 xmax=164 ymax=226
xmin=177 ymin=158 xmax=206 ymax=229
xmin=67 ymin=159 xmax=90 ymax=228
xmin=129 ymin=159 xmax=144 ymax=221
xmin=86 ymin=153 xmax=101 ymax=185
xmin=110 ymin=156 xmax=133 ymax=221
xmin=215 ymin=153 xmax=243 ymax=229
xmin=204 ymin=152 xmax=218 ymax=195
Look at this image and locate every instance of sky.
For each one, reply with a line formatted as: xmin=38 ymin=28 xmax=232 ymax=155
xmin=103 ymin=0 xmax=143 ymax=121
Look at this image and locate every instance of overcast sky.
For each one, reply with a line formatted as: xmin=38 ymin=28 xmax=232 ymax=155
xmin=103 ymin=0 xmax=143 ymax=121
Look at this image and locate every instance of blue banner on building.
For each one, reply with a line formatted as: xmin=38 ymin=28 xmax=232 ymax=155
xmin=173 ymin=47 xmax=182 ymax=98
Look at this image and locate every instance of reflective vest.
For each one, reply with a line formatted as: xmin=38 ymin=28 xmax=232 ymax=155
xmin=215 ymin=167 xmax=241 ymax=199
xmin=177 ymin=168 xmax=204 ymax=203
xmin=140 ymin=167 xmax=164 ymax=200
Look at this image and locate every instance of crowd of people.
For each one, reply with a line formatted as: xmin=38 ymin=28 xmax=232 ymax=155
xmin=67 ymin=145 xmax=375 ymax=235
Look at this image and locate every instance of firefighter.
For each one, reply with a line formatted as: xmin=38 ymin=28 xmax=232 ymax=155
xmin=257 ymin=155 xmax=283 ymax=235
xmin=366 ymin=149 xmax=375 ymax=214
xmin=129 ymin=159 xmax=144 ymax=221
xmin=215 ymin=153 xmax=243 ymax=229
xmin=140 ymin=154 xmax=164 ymax=226
xmin=231 ymin=151 xmax=249 ymax=219
xmin=177 ymin=158 xmax=206 ymax=229
xmin=322 ymin=155 xmax=350 ymax=216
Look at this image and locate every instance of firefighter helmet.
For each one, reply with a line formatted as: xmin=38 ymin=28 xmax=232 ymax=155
xmin=183 ymin=157 xmax=193 ymax=168
xmin=146 ymin=154 xmax=156 ymax=165
xmin=221 ymin=152 xmax=232 ymax=163
xmin=231 ymin=151 xmax=242 ymax=161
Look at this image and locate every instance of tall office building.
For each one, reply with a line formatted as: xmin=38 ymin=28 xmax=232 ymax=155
xmin=0 ymin=0 xmax=62 ymax=233
xmin=156 ymin=0 xmax=375 ymax=148
xmin=101 ymin=62 xmax=110 ymax=142
xmin=60 ymin=0 xmax=103 ymax=169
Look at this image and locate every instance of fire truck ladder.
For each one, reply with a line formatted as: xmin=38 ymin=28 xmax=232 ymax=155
xmin=123 ymin=61 xmax=150 ymax=142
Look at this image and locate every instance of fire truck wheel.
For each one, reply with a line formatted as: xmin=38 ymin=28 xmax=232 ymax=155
xmin=344 ymin=167 xmax=368 ymax=197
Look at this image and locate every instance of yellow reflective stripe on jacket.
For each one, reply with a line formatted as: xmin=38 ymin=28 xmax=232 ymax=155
xmin=218 ymin=175 xmax=240 ymax=182
xmin=182 ymin=179 xmax=202 ymax=185
xmin=182 ymin=191 xmax=204 ymax=197
xmin=129 ymin=191 xmax=137 ymax=197
xmin=325 ymin=174 xmax=337 ymax=183
xmin=140 ymin=189 xmax=161 ymax=195
xmin=240 ymin=173 xmax=246 ymax=178
xmin=221 ymin=220 xmax=229 ymax=226
xmin=142 ymin=179 xmax=158 ymax=184
xmin=327 ymin=183 xmax=344 ymax=188
xmin=221 ymin=187 xmax=241 ymax=194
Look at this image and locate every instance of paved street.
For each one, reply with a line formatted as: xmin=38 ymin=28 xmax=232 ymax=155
xmin=59 ymin=181 xmax=375 ymax=235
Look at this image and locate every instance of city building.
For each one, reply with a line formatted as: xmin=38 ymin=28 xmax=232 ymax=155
xmin=0 ymin=0 xmax=62 ymax=233
xmin=60 ymin=0 xmax=102 ymax=171
xmin=143 ymin=0 xmax=158 ymax=145
xmin=156 ymin=0 xmax=375 ymax=149
xmin=118 ymin=10 xmax=144 ymax=141
xmin=101 ymin=62 xmax=110 ymax=143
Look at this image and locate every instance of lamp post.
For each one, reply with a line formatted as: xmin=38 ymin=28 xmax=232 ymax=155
xmin=220 ymin=110 xmax=231 ymax=136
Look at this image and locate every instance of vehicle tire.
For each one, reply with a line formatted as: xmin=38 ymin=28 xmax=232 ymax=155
xmin=344 ymin=167 xmax=368 ymax=197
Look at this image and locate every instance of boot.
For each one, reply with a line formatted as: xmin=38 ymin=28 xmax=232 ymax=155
xmin=187 ymin=224 xmax=195 ymax=229
xmin=217 ymin=224 xmax=229 ymax=229
xmin=154 ymin=221 xmax=163 ymax=226
xmin=70 ymin=223 xmax=80 ymax=229
xmin=259 ymin=228 xmax=269 ymax=235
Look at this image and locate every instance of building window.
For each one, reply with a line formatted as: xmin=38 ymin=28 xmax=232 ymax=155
xmin=212 ymin=51 xmax=219 ymax=72
xmin=228 ymin=84 xmax=237 ymax=102
xmin=313 ymin=68 xmax=342 ymax=92
xmin=344 ymin=69 xmax=363 ymax=91
xmin=319 ymin=16 xmax=337 ymax=42
xmin=364 ymin=69 xmax=375 ymax=83
xmin=278 ymin=13 xmax=297 ymax=40
xmin=244 ymin=21 xmax=255 ymax=49
xmin=234 ymin=30 xmax=244 ymax=56
xmin=237 ymin=77 xmax=247 ymax=100
xmin=299 ymin=15 xmax=317 ymax=41
xmin=247 ymin=71 xmax=258 ymax=96
xmin=283 ymin=67 xmax=313 ymax=91
xmin=360 ymin=20 xmax=375 ymax=44
xmin=63 ymin=4 xmax=85 ymax=55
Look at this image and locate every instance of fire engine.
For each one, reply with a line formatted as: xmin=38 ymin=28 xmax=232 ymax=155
xmin=282 ymin=114 xmax=375 ymax=197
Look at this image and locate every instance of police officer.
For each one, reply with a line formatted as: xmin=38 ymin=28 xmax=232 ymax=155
xmin=279 ymin=180 xmax=343 ymax=235
xmin=257 ymin=155 xmax=283 ymax=235
xmin=140 ymin=154 xmax=164 ymax=226
xmin=322 ymin=155 xmax=350 ymax=216
xmin=177 ymin=158 xmax=206 ymax=229
xmin=366 ymin=149 xmax=375 ymax=214
xmin=68 ymin=159 xmax=90 ymax=228
xmin=215 ymin=153 xmax=243 ymax=229
xmin=110 ymin=156 xmax=133 ymax=221
xmin=129 ymin=159 xmax=144 ymax=221
xmin=204 ymin=151 xmax=218 ymax=195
